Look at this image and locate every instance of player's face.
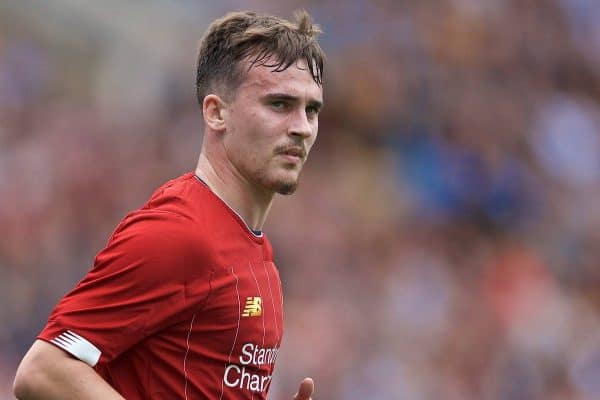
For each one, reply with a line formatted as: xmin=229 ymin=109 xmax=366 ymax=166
xmin=222 ymin=58 xmax=323 ymax=195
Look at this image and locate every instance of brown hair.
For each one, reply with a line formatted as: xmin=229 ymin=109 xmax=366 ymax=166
xmin=195 ymin=10 xmax=325 ymax=105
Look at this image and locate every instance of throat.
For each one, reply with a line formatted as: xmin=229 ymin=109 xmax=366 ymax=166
xmin=194 ymin=174 xmax=265 ymax=237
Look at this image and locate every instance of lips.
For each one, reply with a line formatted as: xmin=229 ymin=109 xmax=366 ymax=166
xmin=279 ymin=147 xmax=305 ymax=159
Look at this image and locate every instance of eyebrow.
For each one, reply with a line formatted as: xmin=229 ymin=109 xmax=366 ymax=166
xmin=264 ymin=93 xmax=324 ymax=110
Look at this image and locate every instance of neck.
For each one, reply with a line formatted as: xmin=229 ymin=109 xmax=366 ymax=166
xmin=195 ymin=152 xmax=274 ymax=231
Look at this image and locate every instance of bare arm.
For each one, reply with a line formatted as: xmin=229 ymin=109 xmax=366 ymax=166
xmin=13 ymin=340 xmax=125 ymax=400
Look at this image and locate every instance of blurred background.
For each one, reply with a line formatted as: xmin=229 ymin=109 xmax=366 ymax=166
xmin=2 ymin=0 xmax=600 ymax=399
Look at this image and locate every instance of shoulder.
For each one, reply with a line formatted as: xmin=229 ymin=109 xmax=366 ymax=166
xmin=114 ymin=209 xmax=196 ymax=247
xmin=93 ymin=207 xmax=215 ymax=288
xmin=110 ymin=173 xmax=217 ymax=250
xmin=138 ymin=173 xmax=228 ymax=231
xmin=143 ymin=173 xmax=204 ymax=218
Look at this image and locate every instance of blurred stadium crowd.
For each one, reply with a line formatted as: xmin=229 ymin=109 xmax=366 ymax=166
xmin=2 ymin=0 xmax=600 ymax=399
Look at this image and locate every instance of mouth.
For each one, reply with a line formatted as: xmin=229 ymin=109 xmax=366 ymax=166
xmin=277 ymin=147 xmax=306 ymax=163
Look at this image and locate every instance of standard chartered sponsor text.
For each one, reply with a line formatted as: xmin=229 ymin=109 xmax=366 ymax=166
xmin=223 ymin=343 xmax=279 ymax=392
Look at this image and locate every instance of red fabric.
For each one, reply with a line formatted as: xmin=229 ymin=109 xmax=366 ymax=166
xmin=38 ymin=173 xmax=284 ymax=399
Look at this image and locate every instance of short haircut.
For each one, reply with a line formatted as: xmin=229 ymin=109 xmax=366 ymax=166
xmin=195 ymin=10 xmax=325 ymax=105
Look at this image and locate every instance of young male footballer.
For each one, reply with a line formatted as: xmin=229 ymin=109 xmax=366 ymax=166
xmin=14 ymin=9 xmax=324 ymax=400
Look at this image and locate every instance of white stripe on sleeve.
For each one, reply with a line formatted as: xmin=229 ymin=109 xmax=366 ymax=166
xmin=50 ymin=330 xmax=102 ymax=367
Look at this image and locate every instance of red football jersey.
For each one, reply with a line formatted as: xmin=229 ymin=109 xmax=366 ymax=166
xmin=38 ymin=173 xmax=284 ymax=399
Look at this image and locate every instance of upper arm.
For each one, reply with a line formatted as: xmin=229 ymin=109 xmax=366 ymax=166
xmin=18 ymin=339 xmax=74 ymax=373
xmin=14 ymin=340 xmax=126 ymax=399
xmin=14 ymin=340 xmax=87 ymax=397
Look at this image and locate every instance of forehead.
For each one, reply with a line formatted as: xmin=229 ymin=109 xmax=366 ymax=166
xmin=238 ymin=59 xmax=323 ymax=101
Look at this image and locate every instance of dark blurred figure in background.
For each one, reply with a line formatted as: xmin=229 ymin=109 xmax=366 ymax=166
xmin=1 ymin=1 xmax=600 ymax=399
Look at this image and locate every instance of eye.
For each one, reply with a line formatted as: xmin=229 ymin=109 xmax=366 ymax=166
xmin=271 ymin=101 xmax=287 ymax=110
xmin=306 ymin=106 xmax=320 ymax=116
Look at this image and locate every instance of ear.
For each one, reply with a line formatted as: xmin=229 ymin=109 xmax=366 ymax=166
xmin=203 ymin=94 xmax=227 ymax=132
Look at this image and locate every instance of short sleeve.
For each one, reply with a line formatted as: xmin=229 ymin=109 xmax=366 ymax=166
xmin=38 ymin=210 xmax=212 ymax=366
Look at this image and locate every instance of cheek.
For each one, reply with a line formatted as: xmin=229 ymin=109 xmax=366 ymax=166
xmin=247 ymin=110 xmax=281 ymax=139
xmin=307 ymin=124 xmax=319 ymax=149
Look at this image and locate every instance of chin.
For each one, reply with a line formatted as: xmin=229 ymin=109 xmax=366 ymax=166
xmin=275 ymin=181 xmax=298 ymax=195
xmin=256 ymin=169 xmax=301 ymax=195
xmin=265 ymin=175 xmax=299 ymax=195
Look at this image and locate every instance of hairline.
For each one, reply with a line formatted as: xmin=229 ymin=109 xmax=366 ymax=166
xmin=211 ymin=54 xmax=322 ymax=103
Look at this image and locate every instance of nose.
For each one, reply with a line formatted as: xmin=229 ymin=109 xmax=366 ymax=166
xmin=288 ymin=108 xmax=313 ymax=139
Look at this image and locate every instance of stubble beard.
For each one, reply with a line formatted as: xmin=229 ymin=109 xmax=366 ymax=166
xmin=275 ymin=180 xmax=298 ymax=195
xmin=265 ymin=172 xmax=300 ymax=195
xmin=254 ymin=164 xmax=301 ymax=196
